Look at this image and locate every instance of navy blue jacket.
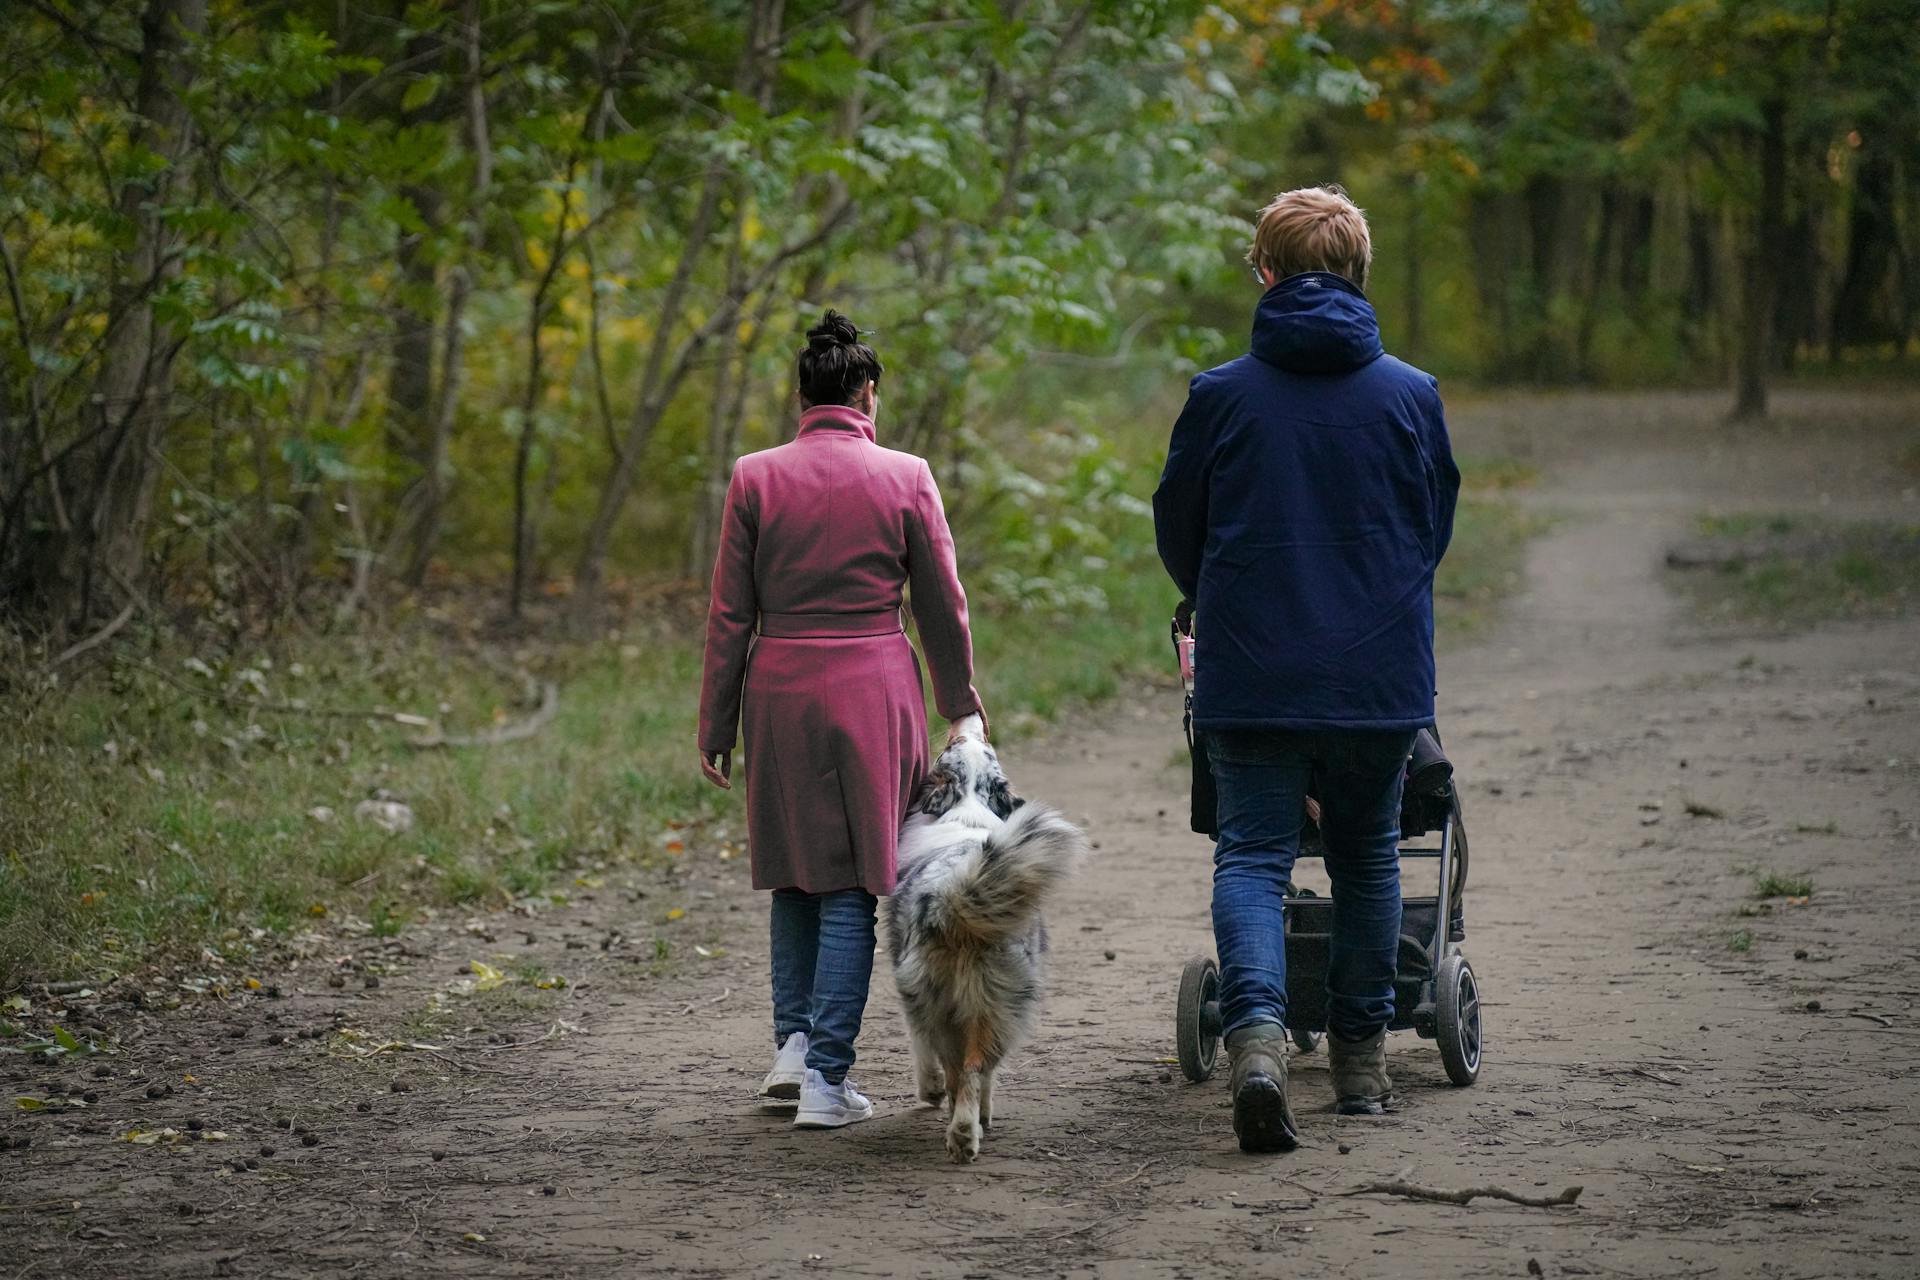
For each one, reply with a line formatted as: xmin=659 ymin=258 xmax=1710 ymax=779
xmin=1153 ymin=272 xmax=1460 ymax=731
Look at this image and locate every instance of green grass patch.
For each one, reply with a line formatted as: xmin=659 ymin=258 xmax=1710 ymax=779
xmin=1674 ymin=514 xmax=1920 ymax=627
xmin=1727 ymin=929 xmax=1753 ymax=954
xmin=1753 ymin=870 xmax=1814 ymax=899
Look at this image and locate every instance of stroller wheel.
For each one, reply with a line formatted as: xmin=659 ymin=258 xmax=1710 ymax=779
xmin=1290 ymin=1027 xmax=1321 ymax=1055
xmin=1435 ymin=952 xmax=1482 ymax=1086
xmin=1175 ymin=955 xmax=1221 ymax=1082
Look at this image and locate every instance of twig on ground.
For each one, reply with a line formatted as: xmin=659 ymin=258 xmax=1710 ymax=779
xmin=1095 ymin=1159 xmax=1154 ymax=1189
xmin=1339 ymin=1180 xmax=1583 ymax=1209
xmin=50 ymin=599 xmax=137 ymax=669
xmin=1848 ymin=1012 xmax=1894 ymax=1027
xmin=705 ymin=987 xmax=732 ymax=1006
xmin=408 ymin=680 xmax=559 ymax=749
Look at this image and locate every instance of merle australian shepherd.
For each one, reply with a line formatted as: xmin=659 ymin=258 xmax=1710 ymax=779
xmin=887 ymin=714 xmax=1088 ymax=1162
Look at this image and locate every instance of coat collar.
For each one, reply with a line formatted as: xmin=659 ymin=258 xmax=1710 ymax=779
xmin=796 ymin=404 xmax=876 ymax=442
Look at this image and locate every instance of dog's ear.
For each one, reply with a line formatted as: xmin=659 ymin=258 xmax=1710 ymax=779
xmin=984 ymin=775 xmax=1024 ymax=821
xmin=916 ymin=767 xmax=964 ymax=818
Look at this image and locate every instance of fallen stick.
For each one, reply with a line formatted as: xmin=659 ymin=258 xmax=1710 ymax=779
xmin=409 ymin=680 xmax=559 ymax=749
xmin=1339 ymin=1180 xmax=1583 ymax=1209
xmin=1848 ymin=1012 xmax=1894 ymax=1028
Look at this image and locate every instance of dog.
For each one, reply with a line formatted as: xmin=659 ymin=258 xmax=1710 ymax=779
xmin=887 ymin=713 xmax=1087 ymax=1162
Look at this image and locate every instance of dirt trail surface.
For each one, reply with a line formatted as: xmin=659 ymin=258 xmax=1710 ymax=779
xmin=6 ymin=390 xmax=1919 ymax=1278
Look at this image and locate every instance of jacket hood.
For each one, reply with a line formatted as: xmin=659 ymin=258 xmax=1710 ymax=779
xmin=1249 ymin=272 xmax=1384 ymax=374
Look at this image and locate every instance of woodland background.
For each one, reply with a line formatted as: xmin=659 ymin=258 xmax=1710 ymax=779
xmin=2 ymin=0 xmax=1918 ymax=983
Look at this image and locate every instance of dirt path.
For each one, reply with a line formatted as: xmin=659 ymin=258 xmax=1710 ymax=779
xmin=6 ymin=390 xmax=1919 ymax=1278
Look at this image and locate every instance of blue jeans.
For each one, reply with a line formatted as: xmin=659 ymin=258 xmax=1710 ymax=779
xmin=769 ymin=887 xmax=877 ymax=1084
xmin=1206 ymin=728 xmax=1415 ymax=1043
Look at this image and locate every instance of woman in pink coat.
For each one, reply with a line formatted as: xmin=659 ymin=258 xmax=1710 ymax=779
xmin=699 ymin=310 xmax=986 ymax=1128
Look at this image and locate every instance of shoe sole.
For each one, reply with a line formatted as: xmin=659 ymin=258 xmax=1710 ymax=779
xmin=793 ymin=1106 xmax=874 ymax=1129
xmin=1335 ymin=1092 xmax=1395 ymax=1116
xmin=761 ymin=1076 xmax=802 ymax=1100
xmin=1234 ymin=1073 xmax=1299 ymax=1153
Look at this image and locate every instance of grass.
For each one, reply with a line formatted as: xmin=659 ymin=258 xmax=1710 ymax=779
xmin=0 ymin=455 xmax=1547 ymax=988
xmin=1727 ymin=929 xmax=1753 ymax=954
xmin=1753 ymin=870 xmax=1815 ymax=899
xmin=1675 ymin=513 xmax=1920 ymax=627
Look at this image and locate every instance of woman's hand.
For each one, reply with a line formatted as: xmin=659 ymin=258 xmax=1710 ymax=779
xmin=945 ymin=710 xmax=988 ymax=749
xmin=700 ymin=750 xmax=733 ymax=790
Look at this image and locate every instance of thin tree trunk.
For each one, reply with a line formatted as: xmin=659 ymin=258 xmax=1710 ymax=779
xmin=1402 ymin=170 xmax=1422 ymax=359
xmin=404 ymin=0 xmax=490 ymax=586
xmin=570 ymin=0 xmax=781 ymax=613
xmin=53 ymin=0 xmax=208 ymax=629
xmin=1731 ymin=99 xmax=1786 ymax=421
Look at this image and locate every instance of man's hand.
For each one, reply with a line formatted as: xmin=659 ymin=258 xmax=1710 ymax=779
xmin=700 ymin=750 xmax=732 ymax=790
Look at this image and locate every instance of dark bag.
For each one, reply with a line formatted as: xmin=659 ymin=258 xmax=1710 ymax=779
xmin=1173 ymin=603 xmax=1220 ymax=837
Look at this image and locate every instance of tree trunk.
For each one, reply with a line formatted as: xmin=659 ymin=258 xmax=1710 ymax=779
xmin=1402 ymin=170 xmax=1422 ymax=360
xmin=405 ymin=0 xmax=490 ymax=587
xmin=1830 ymin=144 xmax=1899 ymax=354
xmin=1731 ymin=99 xmax=1787 ymax=421
xmin=570 ymin=0 xmax=783 ymax=614
xmin=52 ymin=0 xmax=208 ymax=627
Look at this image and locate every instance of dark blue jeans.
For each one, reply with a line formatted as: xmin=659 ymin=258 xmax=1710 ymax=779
xmin=1205 ymin=728 xmax=1415 ymax=1043
xmin=770 ymin=887 xmax=877 ymax=1084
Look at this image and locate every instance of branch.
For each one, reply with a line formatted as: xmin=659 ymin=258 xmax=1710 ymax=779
xmin=407 ymin=679 xmax=558 ymax=749
xmin=1339 ymin=1181 xmax=1583 ymax=1209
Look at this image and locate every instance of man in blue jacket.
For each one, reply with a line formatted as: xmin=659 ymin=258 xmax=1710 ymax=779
xmin=1154 ymin=185 xmax=1460 ymax=1153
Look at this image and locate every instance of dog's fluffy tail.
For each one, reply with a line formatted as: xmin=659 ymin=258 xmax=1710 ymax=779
xmin=927 ymin=804 xmax=1087 ymax=946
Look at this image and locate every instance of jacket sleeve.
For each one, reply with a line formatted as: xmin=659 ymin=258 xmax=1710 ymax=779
xmin=1153 ymin=377 xmax=1213 ymax=602
xmin=1423 ymin=378 xmax=1462 ymax=566
xmin=697 ymin=462 xmax=758 ymax=754
xmin=905 ymin=460 xmax=986 ymax=729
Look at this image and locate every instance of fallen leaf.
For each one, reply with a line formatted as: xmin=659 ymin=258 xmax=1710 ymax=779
xmin=14 ymin=1096 xmax=48 ymax=1112
xmin=470 ymin=961 xmax=508 ymax=991
xmin=664 ymin=840 xmax=685 ymax=854
xmin=123 ymin=1127 xmax=183 ymax=1144
xmin=462 ymin=1232 xmax=487 ymax=1243
xmin=2 ymin=995 xmax=29 ymax=1015
xmin=533 ymin=976 xmax=567 ymax=990
xmin=245 ymin=978 xmax=263 ymax=990
xmin=665 ymin=908 xmax=686 ymax=922
xmin=309 ymin=903 xmax=328 ymax=917
xmin=52 ymin=1025 xmax=82 ymax=1053
xmin=694 ymin=945 xmax=714 ymax=958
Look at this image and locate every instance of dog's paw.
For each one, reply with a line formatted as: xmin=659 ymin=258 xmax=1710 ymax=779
xmin=945 ymin=1120 xmax=980 ymax=1163
xmin=918 ymin=1086 xmax=946 ymax=1108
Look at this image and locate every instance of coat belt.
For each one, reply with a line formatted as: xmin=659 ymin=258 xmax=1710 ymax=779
xmin=757 ymin=609 xmax=903 ymax=639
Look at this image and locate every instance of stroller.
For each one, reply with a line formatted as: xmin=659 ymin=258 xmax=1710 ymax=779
xmin=1169 ymin=603 xmax=1482 ymax=1088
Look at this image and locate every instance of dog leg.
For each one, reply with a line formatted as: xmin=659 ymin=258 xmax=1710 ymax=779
xmin=946 ymin=1068 xmax=982 ymax=1163
xmin=978 ymin=1066 xmax=995 ymax=1130
xmin=911 ymin=1029 xmax=945 ymax=1107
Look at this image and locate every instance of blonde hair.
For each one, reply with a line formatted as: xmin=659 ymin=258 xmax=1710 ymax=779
xmin=1246 ymin=185 xmax=1372 ymax=289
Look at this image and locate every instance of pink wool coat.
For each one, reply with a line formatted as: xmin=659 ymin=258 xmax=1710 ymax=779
xmin=698 ymin=403 xmax=985 ymax=895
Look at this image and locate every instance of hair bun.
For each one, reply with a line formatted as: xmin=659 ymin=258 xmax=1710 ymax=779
xmin=806 ymin=309 xmax=860 ymax=350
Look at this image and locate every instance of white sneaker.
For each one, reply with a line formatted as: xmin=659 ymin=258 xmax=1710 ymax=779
xmin=793 ymin=1068 xmax=875 ymax=1128
xmin=762 ymin=1032 xmax=810 ymax=1100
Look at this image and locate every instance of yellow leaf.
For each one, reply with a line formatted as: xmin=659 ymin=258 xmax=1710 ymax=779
xmin=309 ymin=903 xmax=327 ymax=917
xmin=245 ymin=978 xmax=262 ymax=990
xmin=470 ymin=961 xmax=508 ymax=991
xmin=14 ymin=1096 xmax=48 ymax=1112
xmin=665 ymin=908 xmax=685 ymax=922
xmin=533 ymin=975 xmax=567 ymax=990
xmin=463 ymin=1232 xmax=487 ymax=1243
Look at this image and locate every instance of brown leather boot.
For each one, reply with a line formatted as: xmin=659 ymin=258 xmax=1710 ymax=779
xmin=1329 ymin=1027 xmax=1395 ymax=1115
xmin=1226 ymin=1023 xmax=1298 ymax=1152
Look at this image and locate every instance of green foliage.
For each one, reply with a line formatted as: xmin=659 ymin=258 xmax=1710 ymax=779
xmin=1753 ymin=870 xmax=1814 ymax=899
xmin=1679 ymin=514 xmax=1920 ymax=626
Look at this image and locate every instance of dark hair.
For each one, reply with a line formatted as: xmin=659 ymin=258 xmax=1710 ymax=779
xmin=796 ymin=309 xmax=882 ymax=407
